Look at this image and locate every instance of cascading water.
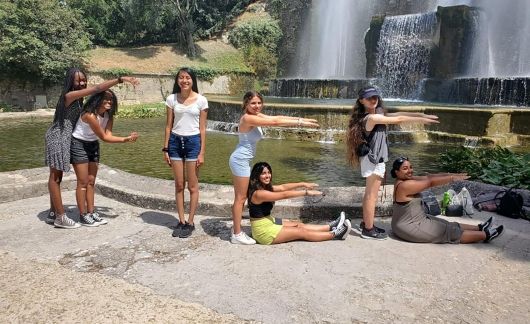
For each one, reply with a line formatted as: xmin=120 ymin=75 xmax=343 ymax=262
xmin=375 ymin=12 xmax=437 ymax=99
xmin=291 ymin=0 xmax=376 ymax=78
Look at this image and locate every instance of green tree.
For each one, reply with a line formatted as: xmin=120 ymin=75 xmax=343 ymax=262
xmin=0 ymin=0 xmax=91 ymax=83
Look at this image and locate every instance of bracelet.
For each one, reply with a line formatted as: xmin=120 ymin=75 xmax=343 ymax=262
xmin=118 ymin=76 xmax=123 ymax=83
xmin=162 ymin=147 xmax=169 ymax=152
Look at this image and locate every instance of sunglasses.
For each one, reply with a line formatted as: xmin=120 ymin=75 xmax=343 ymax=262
xmin=396 ymin=156 xmax=409 ymax=164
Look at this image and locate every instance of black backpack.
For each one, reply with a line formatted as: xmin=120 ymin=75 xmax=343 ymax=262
xmin=495 ymin=188 xmax=524 ymax=219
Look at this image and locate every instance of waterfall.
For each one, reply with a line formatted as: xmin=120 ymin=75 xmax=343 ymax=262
xmin=291 ymin=0 xmax=376 ymax=79
xmin=375 ymin=12 xmax=437 ymax=99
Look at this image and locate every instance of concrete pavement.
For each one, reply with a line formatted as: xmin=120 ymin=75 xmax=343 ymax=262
xmin=1 ymin=166 xmax=529 ymax=323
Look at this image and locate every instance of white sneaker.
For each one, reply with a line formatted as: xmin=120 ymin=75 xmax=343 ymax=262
xmin=230 ymin=231 xmax=256 ymax=245
xmin=54 ymin=214 xmax=81 ymax=229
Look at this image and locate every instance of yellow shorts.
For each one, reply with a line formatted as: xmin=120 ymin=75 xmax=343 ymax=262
xmin=250 ymin=216 xmax=283 ymax=245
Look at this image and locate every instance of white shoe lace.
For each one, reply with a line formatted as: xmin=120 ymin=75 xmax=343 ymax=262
xmin=61 ymin=215 xmax=77 ymax=226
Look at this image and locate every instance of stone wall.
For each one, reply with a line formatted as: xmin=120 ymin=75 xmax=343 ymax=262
xmin=0 ymin=73 xmax=231 ymax=110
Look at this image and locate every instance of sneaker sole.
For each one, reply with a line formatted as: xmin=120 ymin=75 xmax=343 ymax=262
xmin=46 ymin=218 xmax=56 ymax=225
xmin=360 ymin=233 xmax=388 ymax=240
xmin=95 ymin=221 xmax=108 ymax=225
xmin=351 ymin=224 xmax=362 ymax=235
xmin=230 ymin=238 xmax=256 ymax=245
xmin=80 ymin=223 xmax=100 ymax=227
xmin=54 ymin=224 xmax=81 ymax=229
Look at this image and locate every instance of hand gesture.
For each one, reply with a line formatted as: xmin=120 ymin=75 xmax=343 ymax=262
xmin=127 ymin=132 xmax=138 ymax=142
xmin=196 ymin=153 xmax=204 ymax=168
xmin=120 ymin=76 xmax=140 ymax=88
xmin=304 ymin=183 xmax=319 ymax=190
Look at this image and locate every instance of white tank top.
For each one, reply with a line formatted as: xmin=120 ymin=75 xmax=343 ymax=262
xmin=72 ymin=112 xmax=110 ymax=141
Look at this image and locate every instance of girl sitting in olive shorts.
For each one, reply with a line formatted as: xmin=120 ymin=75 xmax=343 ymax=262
xmin=247 ymin=162 xmax=352 ymax=245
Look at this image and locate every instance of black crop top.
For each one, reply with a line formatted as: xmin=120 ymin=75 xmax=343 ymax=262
xmin=248 ymin=191 xmax=274 ymax=218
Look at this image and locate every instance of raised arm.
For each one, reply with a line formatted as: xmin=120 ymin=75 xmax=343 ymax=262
xmin=64 ymin=76 xmax=139 ymax=107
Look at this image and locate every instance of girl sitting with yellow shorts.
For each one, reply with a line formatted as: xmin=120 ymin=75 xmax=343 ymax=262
xmin=247 ymin=162 xmax=352 ymax=245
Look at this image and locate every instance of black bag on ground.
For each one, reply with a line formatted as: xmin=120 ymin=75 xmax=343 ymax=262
xmin=420 ymin=190 xmax=441 ymax=216
xmin=445 ymin=204 xmax=464 ymax=217
xmin=495 ymin=188 xmax=524 ymax=219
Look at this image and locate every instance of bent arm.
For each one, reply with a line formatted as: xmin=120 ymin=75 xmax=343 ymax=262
xmin=84 ymin=114 xmax=134 ymax=143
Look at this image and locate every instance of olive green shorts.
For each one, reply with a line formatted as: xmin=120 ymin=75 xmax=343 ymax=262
xmin=250 ymin=216 xmax=283 ymax=245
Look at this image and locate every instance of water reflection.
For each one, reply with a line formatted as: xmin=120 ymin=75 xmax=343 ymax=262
xmin=1 ymin=116 xmax=467 ymax=186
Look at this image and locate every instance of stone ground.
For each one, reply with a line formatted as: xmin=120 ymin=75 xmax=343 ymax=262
xmin=1 ymin=167 xmax=529 ymax=323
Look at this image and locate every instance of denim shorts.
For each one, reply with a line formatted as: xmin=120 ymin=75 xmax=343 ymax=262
xmin=168 ymin=133 xmax=201 ymax=161
xmin=71 ymin=137 xmax=100 ymax=164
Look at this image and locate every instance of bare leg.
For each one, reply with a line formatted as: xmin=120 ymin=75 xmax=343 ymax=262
xmin=86 ymin=162 xmax=98 ymax=213
xmin=362 ymin=174 xmax=382 ymax=229
xmin=73 ymin=163 xmax=90 ymax=215
xmin=171 ymin=160 xmax=186 ymax=224
xmin=186 ymin=161 xmax=199 ymax=224
xmin=460 ymin=230 xmax=486 ymax=243
xmin=458 ymin=223 xmax=480 ymax=231
xmin=272 ymin=226 xmax=334 ymax=244
xmin=282 ymin=220 xmax=331 ymax=232
xmin=231 ymin=175 xmax=249 ymax=234
xmin=48 ymin=168 xmax=65 ymax=215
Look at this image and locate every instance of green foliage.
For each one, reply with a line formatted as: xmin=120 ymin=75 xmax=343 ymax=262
xmin=195 ymin=0 xmax=252 ymax=38
xmin=116 ymin=103 xmax=166 ymax=119
xmin=439 ymin=146 xmax=530 ymax=189
xmin=228 ymin=18 xmax=282 ymax=53
xmin=169 ymin=66 xmax=253 ymax=82
xmin=0 ymin=102 xmax=15 ymax=112
xmin=99 ymin=68 xmax=134 ymax=79
xmin=0 ymin=0 xmax=91 ymax=83
xmin=244 ymin=45 xmax=278 ymax=80
xmin=228 ymin=75 xmax=260 ymax=96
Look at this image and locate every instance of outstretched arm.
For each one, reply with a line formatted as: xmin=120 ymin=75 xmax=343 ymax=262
xmin=386 ymin=111 xmax=438 ymax=120
xmin=64 ymin=76 xmax=140 ymax=107
xmin=366 ymin=113 xmax=439 ymax=130
xmin=397 ymin=173 xmax=470 ymax=197
xmin=242 ymin=114 xmax=319 ymax=128
xmin=273 ymin=182 xmax=318 ymax=192
xmin=252 ymin=188 xmax=322 ymax=205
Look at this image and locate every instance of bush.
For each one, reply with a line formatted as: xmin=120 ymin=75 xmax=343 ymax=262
xmin=99 ymin=68 xmax=134 ymax=79
xmin=439 ymin=146 xmax=530 ymax=189
xmin=228 ymin=18 xmax=282 ymax=53
xmin=228 ymin=75 xmax=260 ymax=96
xmin=244 ymin=45 xmax=278 ymax=80
xmin=116 ymin=103 xmax=165 ymax=119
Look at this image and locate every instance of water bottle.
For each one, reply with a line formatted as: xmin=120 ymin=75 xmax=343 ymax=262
xmin=442 ymin=191 xmax=451 ymax=215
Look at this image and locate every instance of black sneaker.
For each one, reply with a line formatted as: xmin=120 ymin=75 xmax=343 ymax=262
xmin=179 ymin=222 xmax=195 ymax=238
xmin=360 ymin=221 xmax=386 ymax=234
xmin=329 ymin=211 xmax=346 ymax=230
xmin=79 ymin=213 xmax=99 ymax=227
xmin=46 ymin=211 xmax=56 ymax=224
xmin=333 ymin=219 xmax=352 ymax=240
xmin=172 ymin=222 xmax=186 ymax=237
xmin=484 ymin=225 xmax=504 ymax=243
xmin=361 ymin=226 xmax=388 ymax=240
xmin=478 ymin=216 xmax=494 ymax=232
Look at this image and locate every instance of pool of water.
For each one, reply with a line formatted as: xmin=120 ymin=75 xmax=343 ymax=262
xmin=2 ymin=116 xmax=456 ymax=186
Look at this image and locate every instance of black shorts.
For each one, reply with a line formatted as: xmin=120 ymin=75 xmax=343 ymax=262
xmin=70 ymin=137 xmax=100 ymax=164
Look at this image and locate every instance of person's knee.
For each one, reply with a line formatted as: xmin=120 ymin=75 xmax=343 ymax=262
xmin=188 ymin=184 xmax=199 ymax=195
xmin=77 ymin=177 xmax=89 ymax=188
xmin=87 ymin=175 xmax=96 ymax=187
xmin=174 ymin=182 xmax=185 ymax=192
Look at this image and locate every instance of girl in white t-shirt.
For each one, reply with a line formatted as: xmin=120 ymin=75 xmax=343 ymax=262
xmin=163 ymin=68 xmax=208 ymax=238
xmin=71 ymin=90 xmax=138 ymax=227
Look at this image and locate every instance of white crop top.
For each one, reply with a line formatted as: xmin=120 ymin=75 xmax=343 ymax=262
xmin=72 ymin=112 xmax=110 ymax=141
xmin=165 ymin=93 xmax=209 ymax=136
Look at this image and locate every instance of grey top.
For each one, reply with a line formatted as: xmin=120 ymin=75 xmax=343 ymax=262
xmin=363 ymin=107 xmax=388 ymax=164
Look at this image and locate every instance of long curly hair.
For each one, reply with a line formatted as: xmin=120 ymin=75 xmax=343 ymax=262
xmin=247 ymin=162 xmax=274 ymax=202
xmin=345 ymin=88 xmax=385 ymax=167
xmin=53 ymin=67 xmax=86 ymax=128
xmin=82 ymin=90 xmax=118 ymax=120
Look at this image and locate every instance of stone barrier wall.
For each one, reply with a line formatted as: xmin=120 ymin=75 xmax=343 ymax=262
xmin=0 ymin=73 xmax=231 ymax=110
